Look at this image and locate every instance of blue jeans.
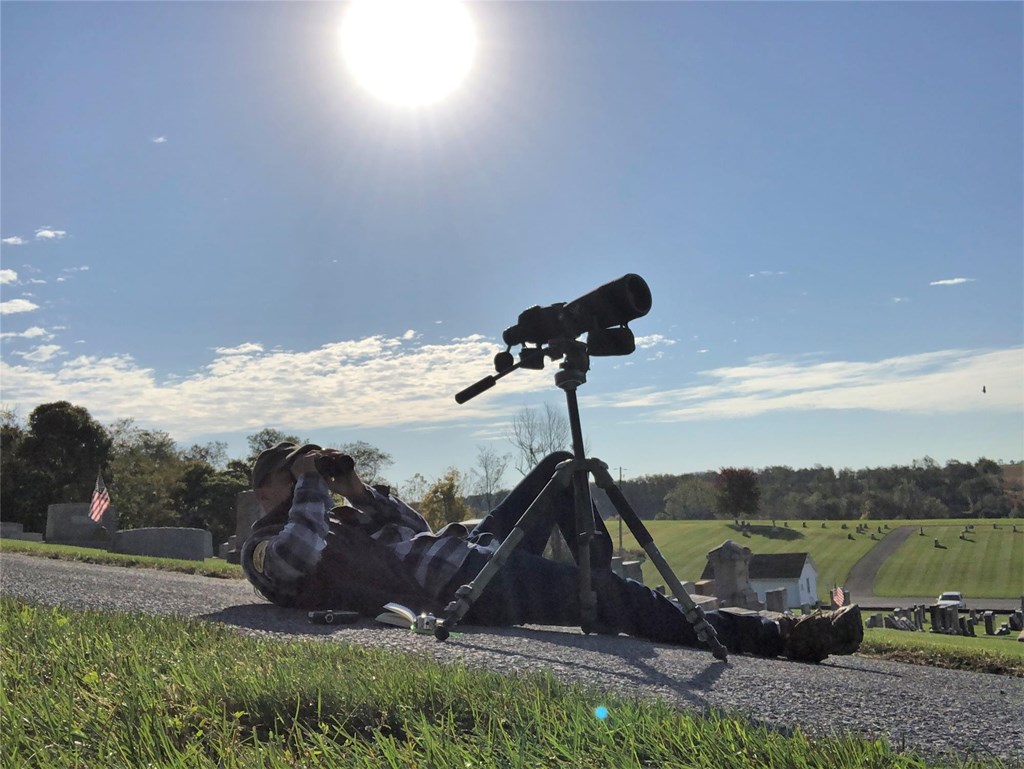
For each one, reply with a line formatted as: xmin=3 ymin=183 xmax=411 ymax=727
xmin=456 ymin=453 xmax=784 ymax=657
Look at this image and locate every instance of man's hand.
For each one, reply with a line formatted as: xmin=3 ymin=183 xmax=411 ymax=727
xmin=291 ymin=450 xmax=369 ymax=503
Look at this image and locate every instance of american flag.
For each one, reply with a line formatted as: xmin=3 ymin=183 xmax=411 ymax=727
xmin=89 ymin=472 xmax=111 ymax=523
xmin=833 ymin=585 xmax=846 ymax=607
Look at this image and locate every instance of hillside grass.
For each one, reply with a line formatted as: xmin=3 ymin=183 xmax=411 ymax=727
xmin=610 ymin=517 xmax=1024 ymax=601
xmin=860 ymin=626 xmax=1024 ymax=676
xmin=0 ymin=597 xmax=1005 ymax=769
xmin=0 ymin=539 xmax=243 ymax=578
xmin=873 ymin=524 xmax=1024 ymax=598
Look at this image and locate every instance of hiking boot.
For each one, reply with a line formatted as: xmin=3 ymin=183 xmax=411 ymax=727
xmin=829 ymin=604 xmax=864 ymax=655
xmin=780 ymin=605 xmax=863 ymax=663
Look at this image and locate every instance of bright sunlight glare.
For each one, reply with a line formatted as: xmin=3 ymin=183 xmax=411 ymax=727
xmin=340 ymin=0 xmax=477 ymax=108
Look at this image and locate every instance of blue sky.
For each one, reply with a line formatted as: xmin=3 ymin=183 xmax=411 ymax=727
xmin=2 ymin=1 xmax=1021 ymax=491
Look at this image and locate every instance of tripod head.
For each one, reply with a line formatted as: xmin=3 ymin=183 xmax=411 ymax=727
xmin=455 ymin=274 xmax=652 ymax=404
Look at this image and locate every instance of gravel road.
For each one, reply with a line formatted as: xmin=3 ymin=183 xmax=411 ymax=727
xmin=2 ymin=553 xmax=1022 ymax=765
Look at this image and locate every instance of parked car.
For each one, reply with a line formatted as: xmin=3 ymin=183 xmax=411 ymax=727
xmin=936 ymin=591 xmax=966 ymax=609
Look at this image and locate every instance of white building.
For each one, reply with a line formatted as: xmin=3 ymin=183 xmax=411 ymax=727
xmin=701 ymin=551 xmax=819 ymax=609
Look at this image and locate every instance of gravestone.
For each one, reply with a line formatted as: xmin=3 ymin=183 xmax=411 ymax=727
xmin=113 ymin=527 xmax=213 ymax=561
xmin=928 ymin=604 xmax=941 ymax=633
xmin=984 ymin=612 xmax=995 ymax=635
xmin=45 ymin=503 xmax=117 ymax=548
xmin=621 ymin=560 xmax=644 ymax=584
xmin=765 ymin=587 xmax=787 ymax=612
xmin=1010 ymin=611 xmax=1024 ymax=632
xmin=705 ymin=540 xmax=763 ymax=610
xmin=693 ymin=579 xmax=715 ymax=596
xmin=223 ymin=490 xmax=262 ymax=564
xmin=0 ymin=522 xmax=43 ymax=542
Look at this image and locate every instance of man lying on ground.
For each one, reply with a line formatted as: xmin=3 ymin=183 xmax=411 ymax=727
xmin=242 ymin=443 xmax=862 ymax=663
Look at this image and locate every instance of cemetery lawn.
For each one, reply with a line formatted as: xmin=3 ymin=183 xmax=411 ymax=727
xmin=0 ymin=539 xmax=243 ymax=579
xmin=614 ymin=517 xmax=1024 ymax=601
xmin=0 ymin=598 xmax=1003 ymax=769
xmin=860 ymin=627 xmax=1024 ymax=677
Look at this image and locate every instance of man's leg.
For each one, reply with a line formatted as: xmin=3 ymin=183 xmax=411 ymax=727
xmin=455 ymin=548 xmax=785 ymax=658
xmin=470 ymin=452 xmax=612 ymax=568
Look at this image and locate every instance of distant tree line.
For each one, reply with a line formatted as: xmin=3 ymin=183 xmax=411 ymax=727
xmin=616 ymin=457 xmax=1020 ymax=521
xmin=2 ymin=402 xmax=1018 ymax=550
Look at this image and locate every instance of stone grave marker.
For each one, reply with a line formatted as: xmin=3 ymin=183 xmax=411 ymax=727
xmin=45 ymin=503 xmax=118 ymax=548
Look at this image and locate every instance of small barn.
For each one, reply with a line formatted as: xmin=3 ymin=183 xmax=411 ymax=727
xmin=702 ymin=552 xmax=818 ymax=609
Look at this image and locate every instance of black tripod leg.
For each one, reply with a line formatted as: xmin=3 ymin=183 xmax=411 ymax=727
xmin=434 ymin=470 xmax=573 ymax=640
xmin=571 ymin=466 xmax=598 ymax=633
xmin=592 ymin=466 xmax=729 ymax=662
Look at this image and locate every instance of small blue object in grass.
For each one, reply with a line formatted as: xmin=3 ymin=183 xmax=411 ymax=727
xmin=594 ymin=706 xmax=609 ymax=720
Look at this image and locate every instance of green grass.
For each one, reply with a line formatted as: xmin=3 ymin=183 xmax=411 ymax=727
xmin=873 ymin=524 xmax=1024 ymax=598
xmin=612 ymin=518 xmax=1024 ymax=601
xmin=0 ymin=597 xmax=1003 ymax=769
xmin=860 ymin=626 xmax=1024 ymax=677
xmin=0 ymin=539 xmax=243 ymax=579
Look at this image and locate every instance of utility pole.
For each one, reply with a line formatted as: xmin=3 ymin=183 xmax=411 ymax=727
xmin=617 ymin=466 xmax=627 ymax=556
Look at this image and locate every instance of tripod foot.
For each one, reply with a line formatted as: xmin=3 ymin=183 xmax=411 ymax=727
xmin=434 ymin=624 xmax=451 ymax=642
xmin=711 ymin=643 xmax=729 ymax=662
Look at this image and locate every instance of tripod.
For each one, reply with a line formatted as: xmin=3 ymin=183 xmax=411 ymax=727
xmin=435 ymin=340 xmax=729 ymax=662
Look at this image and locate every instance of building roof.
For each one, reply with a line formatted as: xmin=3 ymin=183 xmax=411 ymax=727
xmin=701 ymin=552 xmax=813 ymax=581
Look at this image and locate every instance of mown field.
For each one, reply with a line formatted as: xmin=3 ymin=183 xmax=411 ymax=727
xmin=610 ymin=517 xmax=1024 ymax=601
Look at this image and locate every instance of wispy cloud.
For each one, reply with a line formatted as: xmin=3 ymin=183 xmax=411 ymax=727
xmin=0 ymin=333 xmax=548 ymax=440
xmin=151 ymin=136 xmax=168 ymax=144
xmin=214 ymin=343 xmax=264 ymax=355
xmin=0 ymin=326 xmax=54 ymax=341
xmin=929 ymin=277 xmax=975 ymax=286
xmin=0 ymin=269 xmax=17 ymax=285
xmin=1 ymin=236 xmax=26 ymax=246
xmin=0 ymin=299 xmax=40 ymax=315
xmin=590 ymin=348 xmax=1022 ymax=420
xmin=634 ymin=334 xmax=677 ymax=349
xmin=18 ymin=345 xmax=62 ymax=363
xmin=34 ymin=227 xmax=67 ymax=240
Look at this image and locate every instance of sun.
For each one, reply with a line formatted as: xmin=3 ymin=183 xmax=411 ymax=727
xmin=340 ymin=0 xmax=477 ymax=108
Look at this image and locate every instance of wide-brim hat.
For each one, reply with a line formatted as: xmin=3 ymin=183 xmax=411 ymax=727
xmin=251 ymin=441 xmax=322 ymax=489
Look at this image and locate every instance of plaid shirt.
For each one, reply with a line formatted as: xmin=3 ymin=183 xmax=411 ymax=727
xmin=243 ymin=474 xmax=494 ymax=606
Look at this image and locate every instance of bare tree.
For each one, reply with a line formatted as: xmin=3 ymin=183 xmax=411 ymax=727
xmin=471 ymin=444 xmax=511 ymax=509
xmin=508 ymin=403 xmax=571 ymax=476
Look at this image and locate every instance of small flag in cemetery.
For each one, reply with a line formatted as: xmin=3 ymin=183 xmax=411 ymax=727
xmin=833 ymin=585 xmax=846 ymax=607
xmin=89 ymin=472 xmax=111 ymax=523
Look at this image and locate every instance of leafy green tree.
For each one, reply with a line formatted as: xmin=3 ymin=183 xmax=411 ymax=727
xmin=0 ymin=408 xmax=27 ymax=526
xmin=245 ymin=428 xmax=303 ymax=463
xmin=172 ymin=461 xmax=249 ymax=546
xmin=662 ymin=474 xmax=717 ymax=520
xmin=715 ymin=467 xmax=760 ymax=519
xmin=419 ymin=469 xmax=472 ymax=530
xmin=9 ymin=402 xmax=112 ymax=531
xmin=618 ymin=473 xmax=680 ymax=519
xmin=105 ymin=420 xmax=182 ymax=530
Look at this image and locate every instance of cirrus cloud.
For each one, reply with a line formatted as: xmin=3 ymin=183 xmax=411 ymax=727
xmin=593 ymin=347 xmax=1022 ymax=420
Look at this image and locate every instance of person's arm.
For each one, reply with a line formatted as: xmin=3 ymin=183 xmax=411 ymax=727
xmin=245 ymin=455 xmax=334 ymax=594
xmin=347 ymin=484 xmax=432 ymax=534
